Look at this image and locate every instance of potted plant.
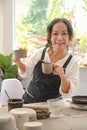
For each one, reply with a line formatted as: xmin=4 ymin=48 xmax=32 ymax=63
xmin=0 ymin=53 xmax=18 ymax=80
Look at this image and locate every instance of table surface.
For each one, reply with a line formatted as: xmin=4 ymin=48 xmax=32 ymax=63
xmin=40 ymin=112 xmax=87 ymax=130
xmin=0 ymin=101 xmax=87 ymax=130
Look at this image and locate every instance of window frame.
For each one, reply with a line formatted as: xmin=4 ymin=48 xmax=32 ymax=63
xmin=0 ymin=0 xmax=15 ymax=55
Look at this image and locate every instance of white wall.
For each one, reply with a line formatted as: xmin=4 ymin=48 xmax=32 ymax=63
xmin=0 ymin=0 xmax=3 ymax=53
xmin=0 ymin=0 xmax=15 ymax=55
xmin=74 ymin=67 xmax=87 ymax=96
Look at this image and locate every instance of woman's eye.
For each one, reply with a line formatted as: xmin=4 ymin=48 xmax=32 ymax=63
xmin=52 ymin=33 xmax=58 ymax=36
xmin=52 ymin=32 xmax=68 ymax=36
xmin=62 ymin=32 xmax=68 ymax=35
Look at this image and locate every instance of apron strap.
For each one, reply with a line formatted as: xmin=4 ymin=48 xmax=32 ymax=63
xmin=41 ymin=47 xmax=47 ymax=60
xmin=63 ymin=55 xmax=73 ymax=69
xmin=63 ymin=55 xmax=73 ymax=73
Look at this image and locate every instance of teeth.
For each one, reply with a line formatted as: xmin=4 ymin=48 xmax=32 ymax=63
xmin=56 ymin=41 xmax=64 ymax=44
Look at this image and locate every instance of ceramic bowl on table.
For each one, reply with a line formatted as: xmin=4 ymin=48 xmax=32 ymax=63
xmin=0 ymin=113 xmax=18 ymax=130
xmin=23 ymin=102 xmax=50 ymax=119
xmin=72 ymin=95 xmax=87 ymax=104
xmin=8 ymin=98 xmax=24 ymax=111
xmin=9 ymin=108 xmax=37 ymax=121
xmin=70 ymin=95 xmax=87 ymax=110
xmin=9 ymin=109 xmax=29 ymax=130
xmin=24 ymin=121 xmax=43 ymax=130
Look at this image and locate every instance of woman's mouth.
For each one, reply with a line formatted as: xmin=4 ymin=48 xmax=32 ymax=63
xmin=56 ymin=41 xmax=64 ymax=46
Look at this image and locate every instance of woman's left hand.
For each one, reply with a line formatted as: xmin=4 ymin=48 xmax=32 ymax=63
xmin=53 ymin=63 xmax=70 ymax=93
xmin=52 ymin=63 xmax=64 ymax=77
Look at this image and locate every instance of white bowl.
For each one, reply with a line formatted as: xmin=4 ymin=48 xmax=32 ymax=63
xmin=0 ymin=113 xmax=18 ymax=130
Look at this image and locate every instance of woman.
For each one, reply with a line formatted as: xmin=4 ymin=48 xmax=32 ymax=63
xmin=13 ymin=18 xmax=79 ymax=103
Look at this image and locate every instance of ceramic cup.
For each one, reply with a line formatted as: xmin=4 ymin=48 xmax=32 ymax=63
xmin=8 ymin=98 xmax=24 ymax=111
xmin=9 ymin=109 xmax=29 ymax=130
xmin=13 ymin=49 xmax=27 ymax=58
xmin=42 ymin=61 xmax=53 ymax=74
xmin=10 ymin=108 xmax=37 ymax=121
xmin=24 ymin=121 xmax=43 ymax=130
xmin=47 ymin=98 xmax=64 ymax=118
xmin=0 ymin=113 xmax=18 ymax=130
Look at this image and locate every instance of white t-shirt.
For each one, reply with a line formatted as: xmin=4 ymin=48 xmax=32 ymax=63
xmin=19 ymin=47 xmax=79 ymax=97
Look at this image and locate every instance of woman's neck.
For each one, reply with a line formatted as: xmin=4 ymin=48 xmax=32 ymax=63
xmin=48 ymin=47 xmax=68 ymax=63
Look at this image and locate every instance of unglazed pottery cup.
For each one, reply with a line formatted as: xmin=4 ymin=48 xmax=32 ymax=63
xmin=8 ymin=98 xmax=24 ymax=111
xmin=42 ymin=61 xmax=53 ymax=74
xmin=47 ymin=98 xmax=64 ymax=118
xmin=13 ymin=49 xmax=27 ymax=58
xmin=10 ymin=108 xmax=37 ymax=121
xmin=9 ymin=109 xmax=29 ymax=130
xmin=24 ymin=121 xmax=43 ymax=130
xmin=0 ymin=113 xmax=18 ymax=130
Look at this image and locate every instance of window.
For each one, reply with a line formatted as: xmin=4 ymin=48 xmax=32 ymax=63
xmin=15 ymin=0 xmax=87 ymax=63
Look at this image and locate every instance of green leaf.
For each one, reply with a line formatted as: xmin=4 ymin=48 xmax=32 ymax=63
xmin=0 ymin=53 xmax=18 ymax=80
xmin=0 ymin=53 xmax=13 ymax=68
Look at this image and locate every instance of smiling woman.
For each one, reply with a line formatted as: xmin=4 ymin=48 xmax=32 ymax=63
xmin=12 ymin=18 xmax=79 ymax=104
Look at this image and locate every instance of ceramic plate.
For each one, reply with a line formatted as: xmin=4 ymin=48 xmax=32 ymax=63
xmin=23 ymin=102 xmax=48 ymax=110
xmin=70 ymin=102 xmax=87 ymax=110
xmin=72 ymin=96 xmax=87 ymax=104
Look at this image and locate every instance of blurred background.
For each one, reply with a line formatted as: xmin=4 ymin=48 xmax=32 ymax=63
xmin=15 ymin=0 xmax=87 ymax=66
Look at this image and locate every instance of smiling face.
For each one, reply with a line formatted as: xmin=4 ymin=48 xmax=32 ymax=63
xmin=51 ymin=22 xmax=70 ymax=51
xmin=47 ymin=18 xmax=73 ymax=51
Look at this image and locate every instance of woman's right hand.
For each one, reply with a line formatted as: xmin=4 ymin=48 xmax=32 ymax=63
xmin=12 ymin=55 xmax=21 ymax=64
xmin=12 ymin=55 xmax=26 ymax=74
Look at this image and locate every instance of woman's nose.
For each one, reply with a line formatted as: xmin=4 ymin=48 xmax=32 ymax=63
xmin=57 ymin=34 xmax=63 ymax=40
